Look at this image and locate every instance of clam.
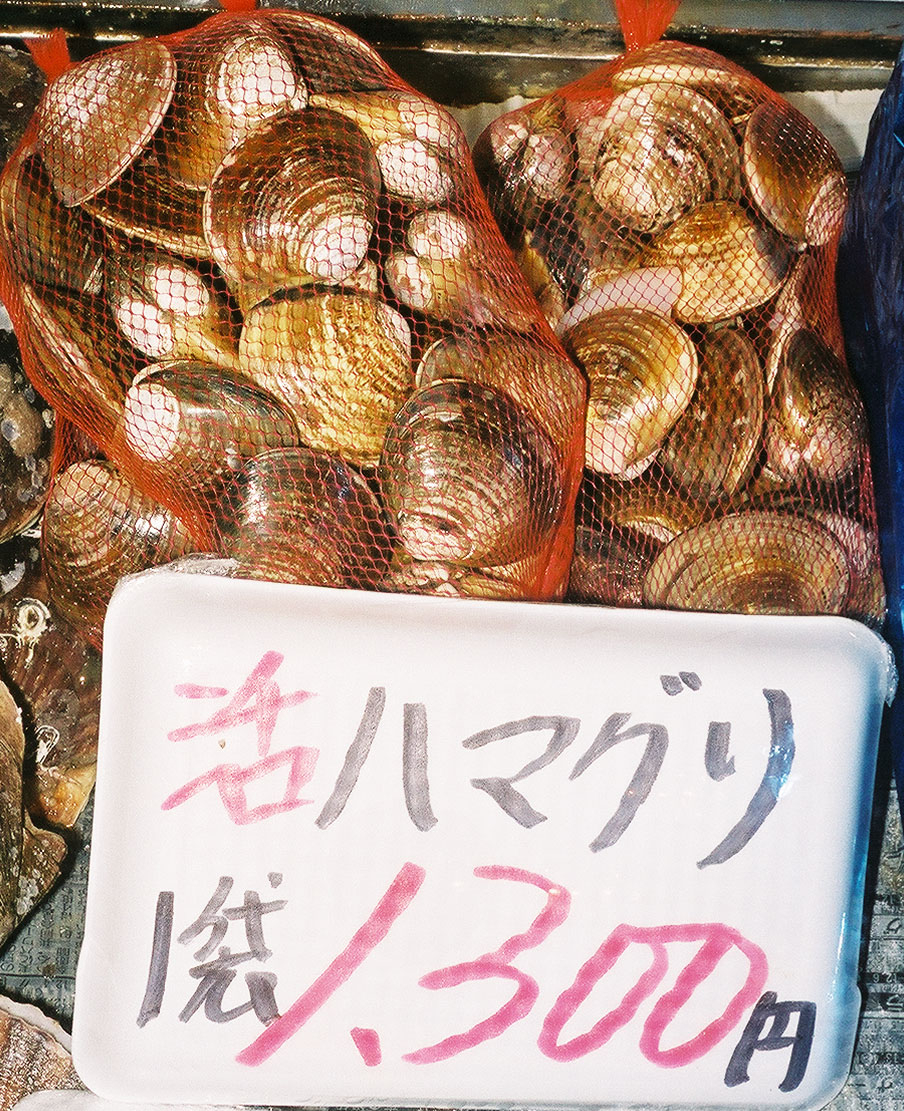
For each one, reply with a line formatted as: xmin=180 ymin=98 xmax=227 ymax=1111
xmin=265 ymin=9 xmax=394 ymax=94
xmin=119 ymin=360 xmax=300 ymax=499
xmin=41 ymin=458 xmax=197 ymax=644
xmin=645 ymin=200 xmax=793 ymax=324
xmin=239 ymin=291 xmax=413 ymax=466
xmin=642 ymin=509 xmax=851 ymax=615
xmin=812 ymin=510 xmax=886 ymax=627
xmin=82 ymin=156 xmax=210 ymax=260
xmin=0 ymin=150 xmax=103 ymax=294
xmin=17 ymin=282 xmax=138 ymax=447
xmin=203 ymin=107 xmax=381 ymax=310
xmin=590 ymin=472 xmax=709 ymax=545
xmin=0 ymin=532 xmax=100 ymax=829
xmin=34 ymin=37 xmax=176 ymax=207
xmin=385 ymin=207 xmax=541 ymax=330
xmin=379 ymin=548 xmax=548 ymax=600
xmin=311 ymin=89 xmax=469 ymax=206
xmin=764 ymin=327 xmax=867 ymax=485
xmin=415 ymin=327 xmax=585 ymax=454
xmin=568 ymin=522 xmax=659 ymax=607
xmin=743 ymin=98 xmax=848 ymax=247
xmin=660 ymin=325 xmax=765 ymax=501
xmin=162 ymin=15 xmax=309 ymax=192
xmin=105 ymin=247 xmax=238 ymax=367
xmin=215 ymin=445 xmax=392 ymax=588
xmin=0 ymin=329 xmax=55 ymax=544
xmin=764 ymin=252 xmax=823 ymax=391
xmin=379 ymin=378 xmax=563 ymax=567
xmin=562 ymin=306 xmax=699 ymax=478
xmin=609 ymin=40 xmax=765 ymax=123
xmin=583 ymin=83 xmax=742 ymax=236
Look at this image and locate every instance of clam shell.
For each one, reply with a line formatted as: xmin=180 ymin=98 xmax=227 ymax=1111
xmin=590 ymin=472 xmax=709 ymax=545
xmin=563 ymin=306 xmax=699 ymax=477
xmin=586 ymin=83 xmax=742 ymax=236
xmin=0 ymin=996 xmax=83 ymax=1110
xmin=215 ymin=445 xmax=392 ymax=589
xmin=645 ymin=200 xmax=793 ymax=324
xmin=265 ymin=9 xmax=395 ymax=94
xmin=568 ymin=522 xmax=658 ymax=607
xmin=204 ymin=107 xmax=380 ymax=308
xmin=812 ymin=510 xmax=886 ymax=627
xmin=643 ymin=509 xmax=850 ymax=615
xmin=42 ymin=458 xmax=196 ymax=643
xmin=34 ymin=37 xmax=176 ymax=207
xmin=379 ymin=548 xmax=547 ymax=600
xmin=0 ymin=150 xmax=104 ymax=294
xmin=764 ymin=252 xmax=823 ymax=391
xmin=764 ymin=327 xmax=867 ymax=485
xmin=18 ymin=282 xmax=138 ymax=446
xmin=743 ymin=98 xmax=848 ymax=247
xmin=0 ymin=532 xmax=100 ymax=828
xmin=380 ymin=378 xmax=563 ymax=566
xmin=105 ymin=247 xmax=238 ymax=367
xmin=660 ymin=325 xmax=765 ymax=501
xmin=0 ymin=330 xmax=55 ymax=544
xmin=239 ymin=291 xmax=413 ymax=466
xmin=81 ymin=156 xmax=209 ymax=260
xmin=120 ymin=360 xmax=301 ymax=497
xmin=162 ymin=15 xmax=309 ymax=192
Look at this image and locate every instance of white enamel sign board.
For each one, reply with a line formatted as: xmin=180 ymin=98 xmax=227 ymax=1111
xmin=73 ymin=571 xmax=894 ymax=1110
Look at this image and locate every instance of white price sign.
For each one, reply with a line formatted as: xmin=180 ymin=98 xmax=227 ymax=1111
xmin=73 ymin=571 xmax=894 ymax=1110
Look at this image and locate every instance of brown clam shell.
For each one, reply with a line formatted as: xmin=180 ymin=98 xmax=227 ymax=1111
xmin=204 ymin=107 xmax=380 ymax=308
xmin=265 ymin=9 xmax=395 ymax=94
xmin=660 ymin=325 xmax=765 ymax=501
xmin=764 ymin=327 xmax=867 ymax=485
xmin=379 ymin=547 xmax=547 ymax=600
xmin=120 ymin=360 xmax=301 ymax=498
xmin=380 ymin=377 xmax=563 ymax=567
xmin=41 ymin=458 xmax=196 ymax=643
xmin=34 ymin=37 xmax=176 ymax=207
xmin=215 ymin=445 xmax=392 ymax=589
xmin=563 ymin=306 xmax=698 ymax=478
xmin=643 ymin=509 xmax=851 ymax=615
xmin=645 ymin=200 xmax=793 ymax=324
xmin=568 ymin=522 xmax=658 ymax=607
xmin=239 ymin=291 xmax=413 ymax=466
xmin=743 ymin=98 xmax=848 ymax=247
xmin=0 ymin=996 xmax=84 ymax=1109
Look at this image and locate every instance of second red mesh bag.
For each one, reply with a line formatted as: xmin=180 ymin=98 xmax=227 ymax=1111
xmin=472 ymin=2 xmax=885 ymax=626
xmin=0 ymin=5 xmax=587 ymax=646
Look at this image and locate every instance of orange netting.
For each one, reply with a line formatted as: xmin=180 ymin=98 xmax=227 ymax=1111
xmin=0 ymin=6 xmax=588 ymax=646
xmin=472 ymin=10 xmax=885 ymax=626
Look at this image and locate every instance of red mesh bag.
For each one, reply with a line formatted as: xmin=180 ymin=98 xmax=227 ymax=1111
xmin=472 ymin=0 xmax=885 ymax=626
xmin=0 ymin=2 xmax=587 ymax=646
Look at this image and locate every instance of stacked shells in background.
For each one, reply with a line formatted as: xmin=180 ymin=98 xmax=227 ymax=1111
xmin=474 ymin=39 xmax=885 ymax=625
xmin=0 ymin=8 xmax=589 ymax=651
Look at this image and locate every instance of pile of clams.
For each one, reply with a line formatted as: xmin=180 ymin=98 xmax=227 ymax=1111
xmin=0 ymin=8 xmax=587 ymax=647
xmin=474 ymin=39 xmax=884 ymax=623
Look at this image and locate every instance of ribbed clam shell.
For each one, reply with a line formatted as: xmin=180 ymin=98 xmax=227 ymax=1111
xmin=660 ymin=325 xmax=765 ymax=501
xmin=586 ymin=83 xmax=742 ymax=236
xmin=18 ymin=282 xmax=138 ymax=445
xmin=764 ymin=253 xmax=822 ymax=391
xmin=764 ymin=327 xmax=867 ymax=485
xmin=812 ymin=510 xmax=886 ymax=627
xmin=42 ymin=458 xmax=196 ymax=642
xmin=743 ymin=98 xmax=848 ymax=247
xmin=120 ymin=360 xmax=301 ymax=497
xmin=568 ymin=522 xmax=658 ymax=607
xmin=204 ymin=107 xmax=380 ymax=307
xmin=415 ymin=328 xmax=585 ymax=453
xmin=610 ymin=40 xmax=765 ymax=123
xmin=380 ymin=378 xmax=563 ymax=566
xmin=162 ymin=15 xmax=309 ymax=192
xmin=591 ymin=473 xmax=708 ymax=545
xmin=106 ymin=247 xmax=238 ymax=367
xmin=0 ymin=532 xmax=100 ymax=828
xmin=0 ymin=329 xmax=55 ymax=544
xmin=0 ymin=996 xmax=83 ymax=1110
xmin=215 ymin=445 xmax=391 ymax=589
xmin=0 ymin=150 xmax=103 ymax=294
xmin=645 ymin=200 xmax=793 ymax=324
xmin=379 ymin=548 xmax=546 ymax=600
xmin=239 ymin=291 xmax=413 ymax=466
xmin=643 ymin=510 xmax=850 ymax=615
xmin=34 ymin=37 xmax=176 ymax=207
xmin=563 ymin=306 xmax=698 ymax=477
xmin=265 ymin=10 xmax=395 ymax=94
xmin=82 ymin=157 xmax=209 ymax=260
